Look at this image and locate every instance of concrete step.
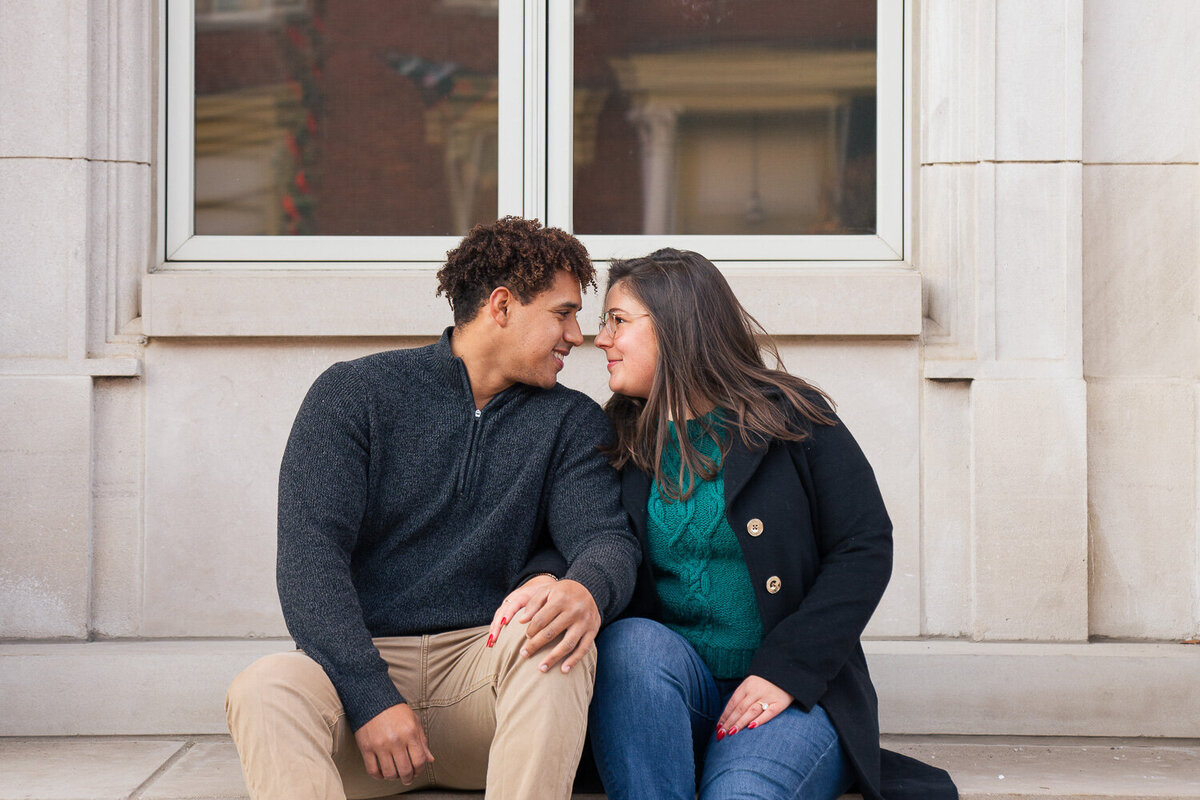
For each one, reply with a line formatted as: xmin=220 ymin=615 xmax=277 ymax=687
xmin=0 ymin=735 xmax=1197 ymax=800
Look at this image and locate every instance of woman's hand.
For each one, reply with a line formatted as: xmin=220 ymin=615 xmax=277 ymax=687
xmin=716 ymin=674 xmax=794 ymax=739
xmin=484 ymin=574 xmax=557 ymax=649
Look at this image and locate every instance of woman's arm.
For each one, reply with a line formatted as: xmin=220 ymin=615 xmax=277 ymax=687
xmin=746 ymin=407 xmax=894 ymax=712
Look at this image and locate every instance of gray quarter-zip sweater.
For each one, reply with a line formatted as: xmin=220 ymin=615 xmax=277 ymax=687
xmin=277 ymin=329 xmax=640 ymax=730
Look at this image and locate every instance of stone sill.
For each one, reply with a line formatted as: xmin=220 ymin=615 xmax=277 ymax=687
xmin=3 ymin=640 xmax=1197 ymax=738
xmin=141 ymin=268 xmax=923 ymax=338
xmin=0 ymin=358 xmax=142 ymax=377
xmin=923 ymin=360 xmax=1087 ymax=381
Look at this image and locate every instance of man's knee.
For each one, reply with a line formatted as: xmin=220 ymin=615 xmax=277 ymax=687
xmin=226 ymin=650 xmax=332 ymax=723
xmin=494 ymin=616 xmax=593 ymax=659
xmin=491 ymin=618 xmax=596 ymax=689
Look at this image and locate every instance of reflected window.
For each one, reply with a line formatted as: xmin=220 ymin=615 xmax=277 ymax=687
xmin=574 ymin=1 xmax=877 ymax=236
xmin=194 ymin=0 xmax=499 ymax=236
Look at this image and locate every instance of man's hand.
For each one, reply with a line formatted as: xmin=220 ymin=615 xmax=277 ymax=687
xmin=518 ymin=578 xmax=600 ymax=674
xmin=353 ymin=703 xmax=434 ymax=785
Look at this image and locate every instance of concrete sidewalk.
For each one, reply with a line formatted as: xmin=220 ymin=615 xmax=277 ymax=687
xmin=1 ymin=735 xmax=1198 ymax=800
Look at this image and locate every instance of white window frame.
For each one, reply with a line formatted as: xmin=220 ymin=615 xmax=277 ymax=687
xmin=164 ymin=0 xmax=531 ymax=265
xmin=160 ymin=0 xmax=906 ymax=269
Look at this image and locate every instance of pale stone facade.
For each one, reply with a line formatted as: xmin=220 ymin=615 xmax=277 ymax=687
xmin=1 ymin=0 xmax=1198 ymax=736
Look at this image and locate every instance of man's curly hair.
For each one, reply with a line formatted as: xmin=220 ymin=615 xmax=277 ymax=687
xmin=437 ymin=216 xmax=596 ymax=325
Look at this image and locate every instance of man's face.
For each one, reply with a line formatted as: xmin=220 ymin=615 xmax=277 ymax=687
xmin=502 ymin=269 xmax=585 ymax=389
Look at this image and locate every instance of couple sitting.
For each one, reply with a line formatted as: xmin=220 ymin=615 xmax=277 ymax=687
xmin=225 ymin=217 xmax=956 ymax=800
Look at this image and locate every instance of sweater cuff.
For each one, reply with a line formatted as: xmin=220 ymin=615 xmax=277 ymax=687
xmin=563 ymin=561 xmax=618 ymax=621
xmin=337 ymin=671 xmax=407 ymax=732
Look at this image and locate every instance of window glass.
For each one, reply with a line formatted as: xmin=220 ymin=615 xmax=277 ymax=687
xmin=194 ymin=0 xmax=499 ymax=236
xmin=573 ymin=0 xmax=876 ymax=236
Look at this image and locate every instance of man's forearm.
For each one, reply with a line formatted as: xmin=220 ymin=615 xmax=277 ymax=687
xmin=561 ymin=532 xmax=641 ymax=621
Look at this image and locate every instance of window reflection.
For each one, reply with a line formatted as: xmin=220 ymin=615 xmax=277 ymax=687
xmin=574 ymin=0 xmax=877 ymax=236
xmin=194 ymin=0 xmax=499 ymax=236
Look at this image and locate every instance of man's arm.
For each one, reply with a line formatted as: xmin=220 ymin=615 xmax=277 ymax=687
xmin=277 ymin=362 xmax=404 ymax=730
xmin=277 ymin=363 xmax=435 ymax=783
xmin=505 ymin=400 xmax=640 ymax=669
xmin=545 ymin=401 xmax=641 ymax=615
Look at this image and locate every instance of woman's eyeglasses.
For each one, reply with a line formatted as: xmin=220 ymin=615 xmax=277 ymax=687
xmin=598 ymin=311 xmax=649 ymax=337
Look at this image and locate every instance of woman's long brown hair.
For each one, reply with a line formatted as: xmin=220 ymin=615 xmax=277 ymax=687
xmin=602 ymin=248 xmax=836 ymax=501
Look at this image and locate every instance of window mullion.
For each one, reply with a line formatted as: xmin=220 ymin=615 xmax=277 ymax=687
xmin=497 ymin=1 xmax=526 ymax=218
xmin=874 ymin=0 xmax=905 ymax=257
xmin=522 ymin=0 xmax=547 ymax=222
xmin=545 ymin=2 xmax=573 ymax=231
xmin=164 ymin=0 xmax=196 ymax=260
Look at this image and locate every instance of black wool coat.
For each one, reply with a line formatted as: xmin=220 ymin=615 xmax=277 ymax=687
xmin=560 ymin=400 xmax=955 ymax=800
xmin=628 ymin=403 xmax=898 ymax=798
xmin=527 ymin=400 xmax=957 ymax=799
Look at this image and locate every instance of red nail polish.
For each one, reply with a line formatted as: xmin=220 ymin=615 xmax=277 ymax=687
xmin=748 ymin=721 xmax=757 ymax=730
xmin=501 ymin=617 xmax=507 ymax=626
xmin=715 ymin=729 xmax=725 ymax=741
xmin=728 ymin=727 xmax=738 ymax=736
xmin=486 ymin=634 xmax=495 ymax=648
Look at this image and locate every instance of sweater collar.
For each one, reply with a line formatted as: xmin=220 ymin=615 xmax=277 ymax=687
xmin=425 ymin=326 xmax=529 ymax=407
xmin=424 ymin=326 xmax=473 ymax=396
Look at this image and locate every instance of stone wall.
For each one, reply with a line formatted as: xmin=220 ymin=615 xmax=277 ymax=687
xmin=1 ymin=0 xmax=1197 ymax=736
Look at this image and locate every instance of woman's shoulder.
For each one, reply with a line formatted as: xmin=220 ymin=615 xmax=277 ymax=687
xmin=755 ymin=381 xmax=838 ymax=437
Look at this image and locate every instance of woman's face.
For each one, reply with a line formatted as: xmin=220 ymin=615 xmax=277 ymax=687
xmin=595 ymin=282 xmax=658 ymax=399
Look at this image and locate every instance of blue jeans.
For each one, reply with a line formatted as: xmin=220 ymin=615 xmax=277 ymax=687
xmin=589 ymin=618 xmax=852 ymax=800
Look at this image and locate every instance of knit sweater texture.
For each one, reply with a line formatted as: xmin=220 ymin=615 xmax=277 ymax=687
xmin=276 ymin=329 xmax=641 ymax=730
xmin=646 ymin=413 xmax=764 ymax=679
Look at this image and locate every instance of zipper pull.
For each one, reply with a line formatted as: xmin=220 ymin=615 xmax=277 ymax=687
xmin=474 ymin=409 xmax=482 ymax=419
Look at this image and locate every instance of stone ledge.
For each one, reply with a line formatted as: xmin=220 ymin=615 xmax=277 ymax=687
xmin=2 ymin=640 xmax=1198 ymax=737
xmin=3 ymin=735 xmax=1198 ymax=800
xmin=868 ymin=640 xmax=1200 ymax=738
xmin=141 ymin=268 xmax=922 ymax=338
xmin=0 ymin=358 xmax=142 ymax=377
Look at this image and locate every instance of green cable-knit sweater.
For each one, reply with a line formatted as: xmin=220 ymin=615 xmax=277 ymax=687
xmin=647 ymin=412 xmax=764 ymax=678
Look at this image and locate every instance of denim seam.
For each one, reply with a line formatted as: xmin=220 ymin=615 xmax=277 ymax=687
xmin=789 ymin=733 xmax=842 ymax=799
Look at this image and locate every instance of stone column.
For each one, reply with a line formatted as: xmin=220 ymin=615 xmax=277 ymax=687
xmin=0 ymin=0 xmax=152 ymax=640
xmin=918 ymin=0 xmax=1089 ymax=641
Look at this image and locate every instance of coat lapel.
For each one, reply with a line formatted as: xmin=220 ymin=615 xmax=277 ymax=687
xmin=622 ymin=432 xmax=769 ymax=515
xmin=723 ymin=433 xmax=768 ymax=507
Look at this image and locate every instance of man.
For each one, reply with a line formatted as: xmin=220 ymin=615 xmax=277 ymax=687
xmin=226 ymin=217 xmax=641 ymax=800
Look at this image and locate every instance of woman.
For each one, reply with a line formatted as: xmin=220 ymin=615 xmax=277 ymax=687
xmin=504 ymin=249 xmax=956 ymax=799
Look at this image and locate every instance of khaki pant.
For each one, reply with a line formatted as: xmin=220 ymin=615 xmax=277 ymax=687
xmin=226 ymin=620 xmax=596 ymax=800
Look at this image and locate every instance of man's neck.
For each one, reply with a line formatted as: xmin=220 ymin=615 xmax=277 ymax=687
xmin=449 ymin=324 xmax=513 ymax=410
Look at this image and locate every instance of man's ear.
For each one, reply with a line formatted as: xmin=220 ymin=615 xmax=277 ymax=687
xmin=487 ymin=286 xmax=513 ymax=327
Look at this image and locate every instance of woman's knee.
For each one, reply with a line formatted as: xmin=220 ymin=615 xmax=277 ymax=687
xmin=698 ymin=706 xmax=849 ymax=800
xmin=594 ymin=618 xmax=699 ymax=694
xmin=597 ymin=618 xmax=682 ymax=664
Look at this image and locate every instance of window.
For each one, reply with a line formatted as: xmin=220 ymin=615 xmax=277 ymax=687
xmin=164 ymin=0 xmax=904 ymax=266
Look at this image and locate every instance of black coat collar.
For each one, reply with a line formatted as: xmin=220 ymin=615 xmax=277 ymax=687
xmin=619 ymin=429 xmax=769 ymax=525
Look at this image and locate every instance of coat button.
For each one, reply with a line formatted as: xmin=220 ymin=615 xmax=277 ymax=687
xmin=747 ymin=518 xmax=764 ymax=537
xmin=766 ymin=576 xmax=782 ymax=594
